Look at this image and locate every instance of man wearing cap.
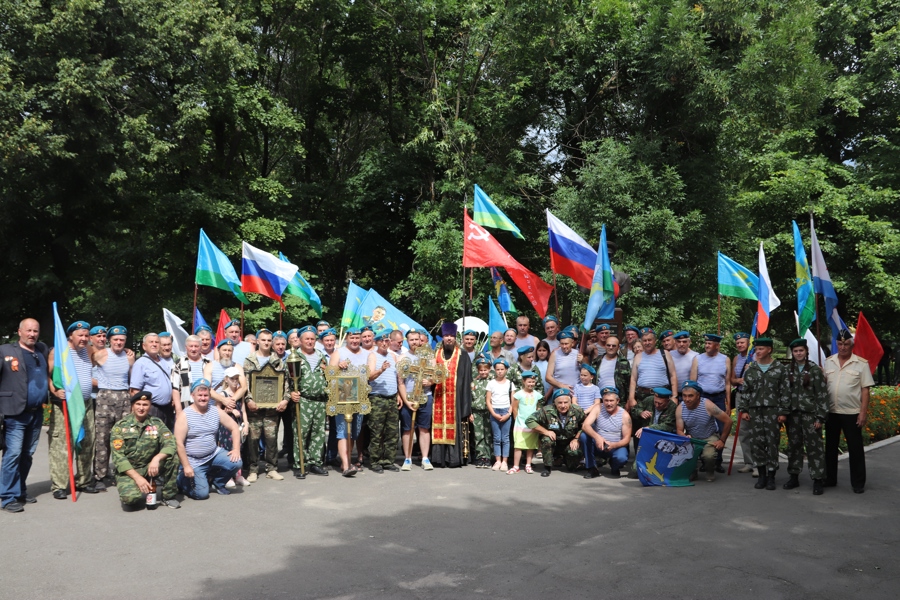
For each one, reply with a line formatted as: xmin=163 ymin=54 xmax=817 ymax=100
xmin=399 ymin=330 xmax=435 ymax=470
xmin=243 ymin=329 xmax=289 ymax=482
xmin=461 ymin=329 xmax=479 ymax=364
xmin=366 ymin=332 xmax=405 ymax=473
xmin=581 ymin=387 xmax=632 ymax=478
xmin=110 ymin=391 xmax=180 ymax=510
xmin=158 ymin=332 xmax=176 ymax=373
xmin=622 ymin=325 xmax=640 ymax=363
xmin=583 ymin=323 xmax=611 ymax=365
xmin=545 ymin=330 xmax=579 ymax=395
xmin=174 ymin=379 xmax=243 ymax=499
xmin=737 ymin=338 xmax=789 ymax=490
xmin=224 ymin=319 xmax=253 ymax=367
xmin=779 ymin=338 xmax=828 ymax=494
xmin=527 ymin=389 xmax=586 ymax=476
xmin=677 ymin=380 xmax=733 ymax=482
xmin=171 ymin=335 xmax=213 ymax=410
xmin=0 ymin=319 xmax=49 ymax=513
xmin=331 ymin=327 xmax=369 ymax=470
xmin=542 ymin=316 xmax=561 ymax=352
xmin=590 ymin=335 xmax=631 ymax=409
xmin=669 ymin=332 xmax=698 ymax=399
xmin=272 ymin=330 xmax=288 ymax=362
xmin=629 ymin=328 xmax=677 ymax=412
xmin=271 ymin=331 xmax=292 ymax=459
xmin=731 ymin=332 xmax=756 ymax=474
xmin=48 ymin=321 xmax=101 ymax=497
xmin=319 ymin=328 xmax=337 ymax=358
xmin=430 ymin=322 xmax=474 ymax=468
xmin=92 ymin=325 xmax=135 ymax=488
xmin=629 ymin=387 xmax=677 ymax=476
xmin=129 ymin=334 xmax=179 ymax=431
xmin=690 ymin=333 xmax=732 ymax=472
xmin=514 ymin=315 xmax=539 ymax=349
xmin=88 ymin=326 xmax=107 ymax=403
xmin=824 ymin=329 xmax=874 ymax=493
xmin=314 ymin=320 xmax=330 ymax=351
xmin=290 ymin=326 xmax=330 ymax=478
xmin=659 ymin=330 xmax=676 ymax=352
xmin=360 ymin=326 xmax=376 ymax=354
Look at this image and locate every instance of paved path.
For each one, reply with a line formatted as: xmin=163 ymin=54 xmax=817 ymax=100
xmin=1 ymin=429 xmax=898 ymax=599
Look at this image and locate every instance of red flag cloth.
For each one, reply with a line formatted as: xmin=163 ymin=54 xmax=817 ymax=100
xmin=215 ymin=308 xmax=230 ymax=346
xmin=853 ymin=311 xmax=883 ymax=375
xmin=463 ymin=211 xmax=555 ymax=318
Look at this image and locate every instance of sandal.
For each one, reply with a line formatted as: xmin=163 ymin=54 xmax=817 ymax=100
xmin=506 ymin=466 xmax=520 ymax=475
xmin=525 ymin=465 xmax=534 ymax=474
xmin=342 ymin=467 xmax=357 ymax=478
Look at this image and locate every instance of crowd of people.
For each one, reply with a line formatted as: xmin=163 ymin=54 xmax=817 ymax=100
xmin=0 ymin=312 xmax=874 ymax=513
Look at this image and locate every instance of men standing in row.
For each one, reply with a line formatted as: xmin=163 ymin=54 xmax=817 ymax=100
xmin=628 ymin=328 xmax=676 ymax=412
xmin=730 ymin=332 xmax=756 ymax=475
xmin=243 ymin=329 xmax=286 ymax=482
xmin=431 ymin=323 xmax=473 ymax=468
xmin=129 ymin=334 xmax=178 ymax=430
xmin=367 ymin=332 xmax=405 ymax=473
xmin=737 ymin=338 xmax=788 ymax=490
xmin=92 ymin=325 xmax=134 ymax=488
xmin=780 ymin=339 xmax=827 ymax=494
xmin=514 ymin=315 xmax=539 ymax=349
xmin=824 ymin=329 xmax=874 ymax=494
xmin=48 ymin=321 xmax=99 ymax=497
xmin=291 ymin=326 xmax=330 ymax=478
xmin=691 ymin=334 xmax=731 ymax=472
xmin=0 ymin=319 xmax=49 ymax=513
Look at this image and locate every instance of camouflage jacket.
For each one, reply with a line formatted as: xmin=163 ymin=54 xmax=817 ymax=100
xmin=629 ymin=397 xmax=677 ymax=433
xmin=297 ymin=349 xmax=329 ymax=400
xmin=780 ymin=361 xmax=828 ymax=421
xmin=591 ymin=354 xmax=632 ymax=406
xmin=110 ymin=413 xmax=176 ymax=474
xmin=243 ymin=352 xmax=291 ymax=407
xmin=471 ymin=376 xmax=491 ymax=411
xmin=526 ymin=405 xmax=587 ymax=442
xmin=508 ymin=363 xmax=544 ymax=397
xmin=737 ymin=360 xmax=789 ymax=411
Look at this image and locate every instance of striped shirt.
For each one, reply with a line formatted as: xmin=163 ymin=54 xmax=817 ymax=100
xmin=184 ymin=406 xmax=223 ymax=468
xmin=97 ymin=350 xmax=130 ymax=390
xmin=681 ymin=401 xmax=717 ymax=439
xmin=73 ymin=347 xmax=93 ymax=401
xmin=552 ymin=348 xmax=579 ymax=387
xmin=573 ymin=383 xmax=601 ymax=412
xmin=696 ymin=352 xmax=728 ymax=394
xmin=636 ymin=351 xmax=669 ymax=388
xmin=593 ymin=407 xmax=624 ymax=443
xmin=369 ymin=351 xmax=398 ymax=396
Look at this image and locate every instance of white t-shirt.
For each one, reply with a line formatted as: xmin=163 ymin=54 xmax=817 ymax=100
xmin=486 ymin=378 xmax=515 ymax=410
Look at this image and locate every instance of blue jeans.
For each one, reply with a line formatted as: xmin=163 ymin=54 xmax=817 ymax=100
xmin=0 ymin=410 xmax=43 ymax=507
xmin=177 ymin=449 xmax=242 ymax=500
xmin=334 ymin=413 xmax=364 ymax=440
xmin=490 ymin=408 xmax=511 ymax=458
xmin=580 ymin=432 xmax=628 ymax=469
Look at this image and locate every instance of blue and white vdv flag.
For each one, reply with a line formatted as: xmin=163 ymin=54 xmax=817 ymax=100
xmin=634 ymin=429 xmax=708 ymax=487
xmin=809 ymin=216 xmax=846 ymax=352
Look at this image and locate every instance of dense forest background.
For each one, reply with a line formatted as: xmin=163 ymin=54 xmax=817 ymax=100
xmin=2 ymin=0 xmax=898 ymax=344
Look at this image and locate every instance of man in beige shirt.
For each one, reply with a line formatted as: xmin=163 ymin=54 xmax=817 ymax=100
xmin=824 ymin=329 xmax=874 ymax=493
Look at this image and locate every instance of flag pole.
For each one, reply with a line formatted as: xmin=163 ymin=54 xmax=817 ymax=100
xmin=240 ymin=303 xmax=244 ymax=338
xmin=717 ymin=294 xmax=721 ymax=335
xmin=552 ymin=273 xmax=560 ymax=316
xmin=462 ymin=205 xmax=467 ymax=320
xmin=814 ymin=293 xmax=824 ymax=365
xmin=61 ymin=403 xmax=77 ymax=502
xmin=192 ymin=283 xmax=198 ymax=334
xmin=727 ymin=414 xmax=741 ymax=476
xmin=469 ymin=268 xmax=474 ymax=305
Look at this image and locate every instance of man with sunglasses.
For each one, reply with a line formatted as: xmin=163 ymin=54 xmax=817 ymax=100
xmin=591 ymin=335 xmax=631 ymax=408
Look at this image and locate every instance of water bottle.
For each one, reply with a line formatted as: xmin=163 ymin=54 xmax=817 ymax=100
xmin=146 ymin=478 xmax=158 ymax=509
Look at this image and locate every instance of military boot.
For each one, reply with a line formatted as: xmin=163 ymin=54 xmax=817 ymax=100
xmin=783 ymin=474 xmax=800 ymax=490
xmin=766 ymin=470 xmax=777 ymax=490
xmin=813 ymin=479 xmax=824 ymax=495
xmin=754 ymin=467 xmax=767 ymax=489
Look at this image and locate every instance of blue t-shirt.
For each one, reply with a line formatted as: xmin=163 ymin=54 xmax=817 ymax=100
xmin=23 ymin=348 xmax=49 ymax=409
xmin=129 ymin=355 xmax=173 ymax=406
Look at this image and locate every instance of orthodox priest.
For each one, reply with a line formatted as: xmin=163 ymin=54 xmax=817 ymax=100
xmin=431 ymin=322 xmax=473 ymax=467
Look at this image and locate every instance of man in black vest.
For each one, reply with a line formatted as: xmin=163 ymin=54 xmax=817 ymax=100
xmin=0 ymin=319 xmax=50 ymax=513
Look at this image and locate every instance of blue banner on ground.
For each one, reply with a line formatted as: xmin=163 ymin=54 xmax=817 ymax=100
xmin=634 ymin=429 xmax=708 ymax=487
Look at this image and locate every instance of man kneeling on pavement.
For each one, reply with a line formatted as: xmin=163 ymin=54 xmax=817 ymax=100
xmin=581 ymin=387 xmax=633 ymax=479
xmin=526 ymin=389 xmax=586 ymax=477
xmin=626 ymin=387 xmax=677 ymax=478
xmin=110 ymin=391 xmax=180 ymax=510
xmin=676 ymin=380 xmax=732 ymax=482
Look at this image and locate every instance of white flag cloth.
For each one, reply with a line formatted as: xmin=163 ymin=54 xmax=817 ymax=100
xmin=794 ymin=311 xmax=825 ymax=367
xmin=163 ymin=308 xmax=190 ymax=358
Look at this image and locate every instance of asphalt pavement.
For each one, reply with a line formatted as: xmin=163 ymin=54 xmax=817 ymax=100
xmin=1 ymin=429 xmax=898 ymax=599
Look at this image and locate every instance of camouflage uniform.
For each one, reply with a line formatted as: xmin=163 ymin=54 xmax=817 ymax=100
xmin=94 ymin=389 xmax=131 ymax=482
xmin=471 ymin=376 xmax=493 ymax=460
xmin=591 ymin=355 xmax=632 ymax=407
xmin=526 ymin=404 xmax=587 ymax=470
xmin=243 ymin=353 xmax=289 ymax=474
xmin=290 ymin=350 xmax=329 ymax=469
xmin=110 ymin=413 xmax=178 ymax=504
xmin=629 ymin=396 xmax=677 ymax=433
xmin=48 ymin=400 xmax=95 ymax=492
xmin=737 ymin=360 xmax=789 ymax=472
xmin=780 ymin=361 xmax=828 ymax=481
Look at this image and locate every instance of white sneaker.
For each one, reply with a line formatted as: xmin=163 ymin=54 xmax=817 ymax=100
xmin=500 ymin=462 xmax=508 ymax=471
xmin=422 ymin=458 xmax=433 ymax=471
xmin=266 ymin=470 xmax=284 ymax=481
xmin=224 ymin=478 xmax=236 ymax=489
xmin=236 ymin=476 xmax=251 ymax=486
xmin=491 ymin=461 xmax=501 ymax=471
xmin=738 ymin=464 xmax=754 ymax=474
xmin=401 ymin=458 xmax=412 ymax=471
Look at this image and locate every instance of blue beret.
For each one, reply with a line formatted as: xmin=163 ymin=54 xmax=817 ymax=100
xmin=551 ymin=388 xmax=572 ymax=401
xmin=158 ymin=331 xmax=172 ymax=338
xmin=217 ymin=339 xmax=234 ymax=348
xmin=673 ymin=330 xmax=691 ymax=340
xmin=194 ymin=325 xmax=212 ymax=335
xmin=89 ymin=326 xmax=107 ymax=336
xmin=703 ymin=333 xmax=723 ymax=343
xmin=296 ymin=325 xmax=316 ymax=336
xmin=493 ymin=358 xmax=509 ymax=368
xmin=563 ymin=325 xmax=578 ymax=334
xmin=361 ymin=325 xmax=373 ymax=333
xmin=660 ymin=329 xmax=675 ymax=339
xmin=733 ymin=332 xmax=750 ymax=340
xmin=286 ymin=328 xmax=300 ymax=337
xmin=557 ymin=331 xmax=574 ymax=340
xmin=345 ymin=327 xmax=361 ymax=335
xmin=681 ymin=380 xmax=703 ymax=394
xmin=67 ymin=321 xmax=90 ymax=334
xmin=318 ymin=328 xmax=336 ymax=340
xmin=652 ymin=387 xmax=673 ymax=397
xmin=376 ymin=331 xmax=391 ymax=341
xmin=405 ymin=328 xmax=420 ymax=337
xmin=190 ymin=378 xmax=211 ymax=393
xmin=316 ymin=320 xmax=330 ymax=327
xmin=108 ymin=326 xmax=127 ymax=337
xmin=273 ymin=330 xmax=287 ymax=339
xmin=600 ymin=386 xmax=620 ymax=396
xmin=639 ymin=327 xmax=655 ymax=336
xmin=462 ymin=329 xmax=478 ymax=337
xmin=517 ymin=346 xmax=535 ymax=355
xmin=474 ymin=357 xmax=491 ymax=367
xmin=580 ymin=364 xmax=596 ymax=375
xmin=224 ymin=320 xmax=240 ymax=329
xmin=520 ymin=370 xmax=537 ymax=379
xmin=594 ymin=323 xmax=610 ymax=332
xmin=256 ymin=328 xmax=272 ymax=337
xmin=624 ymin=324 xmax=639 ymax=333
xmin=543 ymin=315 xmax=560 ymax=324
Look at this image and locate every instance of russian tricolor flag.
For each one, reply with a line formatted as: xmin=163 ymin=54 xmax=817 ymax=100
xmin=546 ymin=210 xmax=596 ymax=289
xmin=241 ymin=242 xmax=299 ymax=307
xmin=757 ymin=242 xmax=780 ymax=334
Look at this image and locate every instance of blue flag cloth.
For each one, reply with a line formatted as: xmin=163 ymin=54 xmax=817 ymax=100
xmin=792 ymin=221 xmax=816 ymax=336
xmin=473 ymin=184 xmax=524 ymax=239
xmin=582 ymin=224 xmax=615 ymax=330
xmin=341 ymin=281 xmax=369 ymax=329
xmin=490 ymin=267 xmax=515 ymax=314
xmin=634 ymin=429 xmax=708 ymax=487
xmin=809 ymin=216 xmax=846 ymax=352
xmin=717 ymin=252 xmax=759 ymax=300
xmin=193 ymin=307 xmax=210 ymax=336
xmin=356 ymin=288 xmax=427 ymax=338
xmin=488 ymin=298 xmax=506 ymax=336
xmin=52 ymin=303 xmax=86 ymax=452
xmin=195 ymin=229 xmax=250 ymax=304
xmin=278 ymin=252 xmax=323 ymax=317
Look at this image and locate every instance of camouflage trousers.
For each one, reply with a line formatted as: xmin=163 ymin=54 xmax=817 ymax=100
xmin=48 ymin=400 xmax=95 ymax=492
xmin=116 ymin=457 xmax=179 ymax=505
xmin=695 ymin=434 xmax=721 ymax=474
xmin=368 ymin=395 xmax=400 ymax=467
xmin=472 ymin=409 xmax=493 ymax=460
xmin=291 ymin=398 xmax=327 ymax=469
xmin=539 ymin=436 xmax=582 ymax=470
xmin=747 ymin=406 xmax=781 ymax=471
xmin=785 ymin=411 xmax=825 ymax=480
xmin=94 ymin=389 xmax=131 ymax=481
xmin=246 ymin=409 xmax=280 ymax=474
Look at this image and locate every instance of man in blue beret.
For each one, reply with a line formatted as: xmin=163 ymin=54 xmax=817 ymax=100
xmin=242 ymin=329 xmax=290 ymax=482
xmin=289 ymin=326 xmax=331 ymax=478
xmin=366 ymin=332 xmax=407 ymax=473
xmin=542 ymin=315 xmax=561 ymax=352
xmin=629 ymin=328 xmax=677 ymax=414
xmin=330 ymin=327 xmax=370 ymax=471
xmin=731 ymin=332 xmax=756 ymax=475
xmin=628 ymin=387 xmax=678 ymax=477
xmin=461 ymin=329 xmax=479 ymax=364
xmin=195 ymin=326 xmax=215 ymax=361
xmin=526 ymin=389 xmax=586 ymax=476
xmin=318 ymin=328 xmax=337 ymax=358
xmin=622 ymin=325 xmax=640 ymax=362
xmin=669 ymin=331 xmax=698 ymax=401
xmin=92 ymin=325 xmax=136 ymax=489
xmin=157 ymin=332 xmax=176 ymax=372
xmin=690 ymin=333 xmax=732 ymax=472
xmin=677 ymin=380 xmax=732 ymax=482
xmin=659 ymin=330 xmax=676 ymax=352
xmin=546 ymin=330 xmax=579 ymax=396
xmin=581 ymin=386 xmax=632 ymax=478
